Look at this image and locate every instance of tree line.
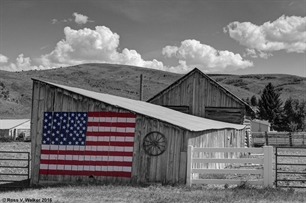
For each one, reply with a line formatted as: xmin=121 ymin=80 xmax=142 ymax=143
xmin=243 ymin=83 xmax=306 ymax=132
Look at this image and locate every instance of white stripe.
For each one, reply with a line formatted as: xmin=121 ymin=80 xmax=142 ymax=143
xmin=127 ymin=118 xmax=136 ymax=123
xmin=65 ymin=155 xmax=72 ymax=160
xmin=40 ymin=164 xmax=48 ymax=169
xmin=114 ymin=156 xmax=123 ymax=161
xmin=115 ymin=146 xmax=124 ymax=152
xmin=41 ymin=155 xmax=133 ymax=161
xmin=125 ymin=137 xmax=134 ymax=142
xmin=98 ymin=127 xmax=105 ymax=131
xmin=41 ymin=154 xmax=49 ymax=159
xmin=87 ymin=126 xmax=93 ymax=132
xmin=126 ymin=128 xmax=135 ymax=133
xmin=117 ymin=118 xmax=126 ymax=122
xmin=40 ymin=164 xmax=132 ymax=172
xmin=111 ymin=117 xmax=117 ymax=122
xmin=123 ymin=167 xmax=132 ymax=172
xmin=105 ymin=117 xmax=112 ymax=122
xmin=124 ymin=157 xmax=132 ymax=162
xmin=125 ymin=147 xmax=133 ymax=152
xmin=93 ymin=117 xmax=99 ymax=122
xmin=50 ymin=145 xmax=59 ymax=150
xmin=93 ymin=126 xmax=99 ymax=132
xmin=99 ymin=117 xmax=106 ymax=122
xmin=88 ymin=117 xmax=93 ymax=122
xmin=57 ymin=165 xmax=64 ymax=170
xmin=41 ymin=145 xmax=50 ymax=150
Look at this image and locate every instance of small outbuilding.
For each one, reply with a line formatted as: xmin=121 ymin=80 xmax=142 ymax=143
xmin=0 ymin=119 xmax=30 ymax=139
xmin=251 ymin=119 xmax=270 ymax=133
xmin=30 ymin=79 xmax=246 ymax=185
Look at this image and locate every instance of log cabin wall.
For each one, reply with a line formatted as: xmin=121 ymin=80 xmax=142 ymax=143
xmin=148 ymin=69 xmax=246 ymax=123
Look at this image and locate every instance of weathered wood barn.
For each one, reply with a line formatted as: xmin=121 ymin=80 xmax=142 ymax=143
xmin=30 ymin=79 xmax=245 ymax=185
xmin=148 ymin=68 xmax=253 ymax=125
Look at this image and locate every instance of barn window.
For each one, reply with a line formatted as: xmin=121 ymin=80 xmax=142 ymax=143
xmin=143 ymin=131 xmax=167 ymax=156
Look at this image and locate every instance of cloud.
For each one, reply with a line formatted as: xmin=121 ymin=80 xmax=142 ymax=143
xmin=0 ymin=54 xmax=51 ymax=71
xmin=0 ymin=54 xmax=9 ymax=63
xmin=73 ymin=12 xmax=94 ymax=25
xmin=243 ymin=48 xmax=273 ymax=59
xmin=224 ymin=15 xmax=306 ymax=53
xmin=51 ymin=19 xmax=58 ymax=24
xmin=162 ymin=39 xmax=253 ymax=73
xmin=40 ymin=26 xmax=164 ymax=71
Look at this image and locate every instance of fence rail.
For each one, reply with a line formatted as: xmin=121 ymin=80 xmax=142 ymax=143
xmin=252 ymin=132 xmax=306 ymax=146
xmin=0 ymin=151 xmax=30 ymax=188
xmin=186 ymin=146 xmax=273 ymax=187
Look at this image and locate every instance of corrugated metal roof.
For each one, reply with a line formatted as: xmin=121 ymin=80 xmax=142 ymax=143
xmin=0 ymin=119 xmax=30 ymax=130
xmin=34 ymin=79 xmax=245 ymax=132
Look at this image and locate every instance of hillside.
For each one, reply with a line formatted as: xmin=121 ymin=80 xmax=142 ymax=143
xmin=0 ymin=63 xmax=305 ymax=119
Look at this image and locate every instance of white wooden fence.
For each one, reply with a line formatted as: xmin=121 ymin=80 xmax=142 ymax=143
xmin=186 ymin=146 xmax=273 ymax=187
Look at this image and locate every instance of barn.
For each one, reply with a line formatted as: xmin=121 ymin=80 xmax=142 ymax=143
xmin=0 ymin=119 xmax=30 ymax=139
xmin=148 ymin=68 xmax=253 ymax=125
xmin=30 ymin=79 xmax=246 ymax=186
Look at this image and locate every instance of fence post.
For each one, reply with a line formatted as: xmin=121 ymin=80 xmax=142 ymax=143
xmin=265 ymin=131 xmax=269 ymax=146
xmin=289 ymin=132 xmax=293 ymax=146
xmin=263 ymin=146 xmax=273 ymax=187
xmin=186 ymin=145 xmax=193 ymax=187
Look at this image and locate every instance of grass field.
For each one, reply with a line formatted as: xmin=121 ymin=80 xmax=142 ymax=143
xmin=1 ymin=142 xmax=306 ymax=202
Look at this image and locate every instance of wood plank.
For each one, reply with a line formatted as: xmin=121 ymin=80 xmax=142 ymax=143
xmin=34 ymin=83 xmax=46 ymax=183
xmin=192 ymin=158 xmax=263 ymax=164
xmin=179 ymin=152 xmax=187 ymax=184
xmin=192 ymin=179 xmax=264 ymax=185
xmin=191 ymin=169 xmax=263 ymax=175
xmin=30 ymin=81 xmax=40 ymax=185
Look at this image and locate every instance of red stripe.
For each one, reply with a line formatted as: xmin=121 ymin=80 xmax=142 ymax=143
xmin=85 ymin=141 xmax=134 ymax=147
xmin=87 ymin=122 xmax=136 ymax=128
xmin=41 ymin=150 xmax=133 ymax=156
xmin=86 ymin=131 xmax=135 ymax=137
xmin=39 ymin=169 xmax=131 ymax=177
xmin=40 ymin=160 xmax=132 ymax=166
xmin=88 ymin=112 xmax=136 ymax=118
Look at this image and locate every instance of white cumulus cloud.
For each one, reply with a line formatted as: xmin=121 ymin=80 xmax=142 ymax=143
xmin=0 ymin=54 xmax=9 ymax=63
xmin=224 ymin=15 xmax=306 ymax=53
xmin=162 ymin=39 xmax=253 ymax=73
xmin=73 ymin=12 xmax=93 ymax=25
xmin=40 ymin=26 xmax=165 ymax=71
xmin=0 ymin=54 xmax=51 ymax=72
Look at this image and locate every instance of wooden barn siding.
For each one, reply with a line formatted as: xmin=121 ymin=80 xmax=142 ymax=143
xmin=132 ymin=116 xmax=186 ymax=184
xmin=30 ymin=81 xmax=132 ymax=185
xmin=188 ymin=129 xmax=246 ymax=171
xmin=149 ymin=71 xmax=244 ymax=118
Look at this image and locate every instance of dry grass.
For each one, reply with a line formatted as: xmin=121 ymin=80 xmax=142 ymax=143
xmin=1 ymin=183 xmax=306 ymax=203
xmin=1 ymin=142 xmax=306 ymax=202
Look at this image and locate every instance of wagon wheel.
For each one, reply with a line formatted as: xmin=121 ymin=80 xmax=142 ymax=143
xmin=143 ymin=131 xmax=167 ymax=156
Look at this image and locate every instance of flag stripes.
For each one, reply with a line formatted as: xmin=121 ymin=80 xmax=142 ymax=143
xmin=39 ymin=111 xmax=136 ymax=178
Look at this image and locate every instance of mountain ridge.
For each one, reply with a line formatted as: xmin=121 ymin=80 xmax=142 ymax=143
xmin=0 ymin=63 xmax=305 ymax=119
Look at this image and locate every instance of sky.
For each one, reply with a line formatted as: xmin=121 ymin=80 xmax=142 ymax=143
xmin=0 ymin=0 xmax=305 ymax=76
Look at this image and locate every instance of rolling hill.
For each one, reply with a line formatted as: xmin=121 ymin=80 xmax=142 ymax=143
xmin=0 ymin=63 xmax=305 ymax=119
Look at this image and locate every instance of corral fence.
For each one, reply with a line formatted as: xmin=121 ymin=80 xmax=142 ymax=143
xmin=0 ymin=151 xmax=30 ymax=189
xmin=186 ymin=146 xmax=273 ymax=187
xmin=252 ymin=132 xmax=306 ymax=146
xmin=275 ymin=147 xmax=306 ymax=188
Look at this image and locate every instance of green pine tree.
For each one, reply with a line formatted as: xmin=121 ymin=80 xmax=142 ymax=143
xmin=257 ymin=83 xmax=283 ymax=131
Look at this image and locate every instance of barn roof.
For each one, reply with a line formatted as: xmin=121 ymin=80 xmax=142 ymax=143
xmin=33 ymin=79 xmax=245 ymax=132
xmin=0 ymin=119 xmax=30 ymax=130
xmin=147 ymin=68 xmax=253 ymax=111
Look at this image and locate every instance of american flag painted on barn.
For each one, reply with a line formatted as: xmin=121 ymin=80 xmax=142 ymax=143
xmin=39 ymin=111 xmax=136 ymax=178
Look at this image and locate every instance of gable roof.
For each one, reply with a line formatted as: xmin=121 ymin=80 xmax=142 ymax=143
xmin=147 ymin=68 xmax=253 ymax=111
xmin=33 ymin=79 xmax=245 ymax=132
xmin=0 ymin=119 xmax=30 ymax=130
